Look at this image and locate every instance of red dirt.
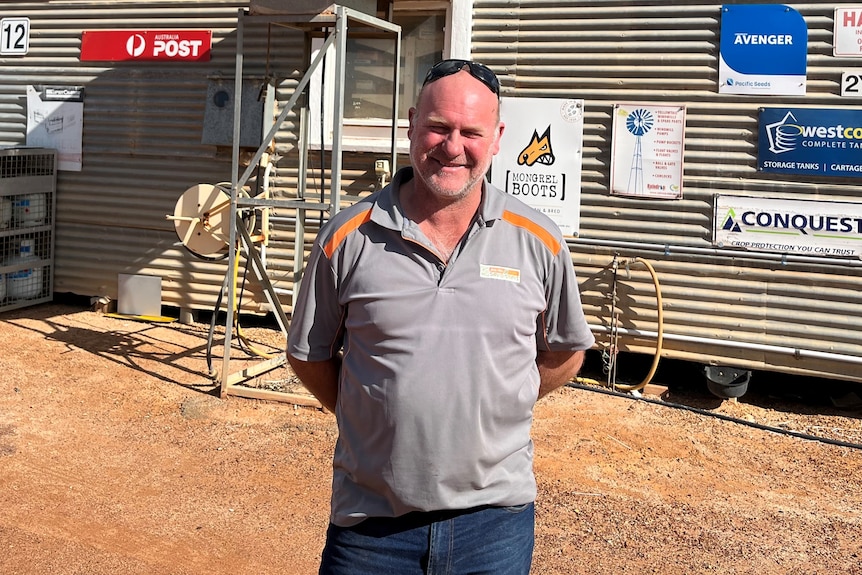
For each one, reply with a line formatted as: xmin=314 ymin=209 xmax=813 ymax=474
xmin=1 ymin=303 xmax=860 ymax=574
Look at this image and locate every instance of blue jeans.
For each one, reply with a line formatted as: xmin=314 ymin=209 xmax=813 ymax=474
xmin=319 ymin=503 xmax=535 ymax=575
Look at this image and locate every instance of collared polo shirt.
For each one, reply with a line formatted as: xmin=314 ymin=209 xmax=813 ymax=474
xmin=288 ymin=167 xmax=595 ymax=527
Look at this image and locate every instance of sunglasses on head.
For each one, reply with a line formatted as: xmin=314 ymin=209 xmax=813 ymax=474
xmin=422 ymin=59 xmax=500 ymax=97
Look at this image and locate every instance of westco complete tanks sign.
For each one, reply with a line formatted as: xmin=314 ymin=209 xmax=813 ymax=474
xmin=758 ymin=107 xmax=862 ymax=178
xmin=80 ymin=30 xmax=212 ymax=62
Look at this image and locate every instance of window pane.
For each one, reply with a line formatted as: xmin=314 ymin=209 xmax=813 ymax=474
xmin=345 ymin=37 xmax=395 ymax=119
xmin=397 ymin=13 xmax=445 ymax=116
xmin=344 ymin=12 xmax=444 ymax=120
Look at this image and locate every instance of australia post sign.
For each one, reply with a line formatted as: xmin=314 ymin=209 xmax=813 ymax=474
xmin=81 ymin=30 xmax=212 ymax=62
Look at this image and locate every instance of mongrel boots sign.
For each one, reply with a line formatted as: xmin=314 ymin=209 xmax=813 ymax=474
xmin=490 ymin=97 xmax=585 ymax=237
xmin=80 ymin=30 xmax=212 ymax=62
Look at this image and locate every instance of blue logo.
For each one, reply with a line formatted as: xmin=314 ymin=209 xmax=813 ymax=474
xmin=720 ymin=5 xmax=807 ymax=95
xmin=720 ymin=5 xmax=807 ymax=76
xmin=721 ymin=208 xmax=742 ymax=232
xmin=759 ymin=108 xmax=862 ymax=177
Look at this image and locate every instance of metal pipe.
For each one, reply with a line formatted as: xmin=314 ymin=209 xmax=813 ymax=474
xmin=330 ymin=5 xmax=349 ymax=216
xmin=573 ymin=237 xmax=862 ymax=268
xmin=607 ymin=254 xmax=619 ymax=388
xmin=590 ymin=324 xmax=862 ymax=367
xmin=222 ymin=8 xmax=246 ymax=395
xmin=389 ymin=23 xmax=401 ymax=176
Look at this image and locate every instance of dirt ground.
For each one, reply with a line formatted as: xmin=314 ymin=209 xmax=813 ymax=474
xmin=1 ymin=302 xmax=861 ymax=575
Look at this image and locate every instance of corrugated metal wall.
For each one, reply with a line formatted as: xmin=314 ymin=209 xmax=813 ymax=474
xmin=0 ymin=0 xmax=340 ymax=314
xmin=473 ymin=0 xmax=862 ymax=382
xmin=3 ymin=0 xmax=861 ymax=383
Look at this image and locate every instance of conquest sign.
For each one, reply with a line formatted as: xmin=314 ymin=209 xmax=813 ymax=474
xmin=714 ymin=195 xmax=862 ymax=258
xmin=80 ymin=30 xmax=211 ymax=62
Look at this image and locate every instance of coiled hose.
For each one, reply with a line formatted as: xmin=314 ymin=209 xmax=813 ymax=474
xmin=576 ymin=256 xmax=664 ymax=393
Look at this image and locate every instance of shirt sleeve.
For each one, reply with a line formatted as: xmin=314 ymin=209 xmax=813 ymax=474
xmin=539 ymin=243 xmax=596 ymax=352
xmin=286 ymin=240 xmax=345 ymax=361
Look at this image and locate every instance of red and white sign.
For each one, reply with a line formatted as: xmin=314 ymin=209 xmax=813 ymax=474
xmin=80 ymin=30 xmax=211 ymax=62
xmin=834 ymin=7 xmax=862 ymax=57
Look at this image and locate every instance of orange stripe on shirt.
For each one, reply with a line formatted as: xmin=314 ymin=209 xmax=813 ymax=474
xmin=323 ymin=207 xmax=373 ymax=258
xmin=501 ymin=211 xmax=561 ymax=254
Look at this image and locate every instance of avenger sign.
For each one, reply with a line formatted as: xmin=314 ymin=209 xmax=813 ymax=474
xmin=719 ymin=4 xmax=807 ymax=95
xmin=81 ymin=30 xmax=212 ymax=62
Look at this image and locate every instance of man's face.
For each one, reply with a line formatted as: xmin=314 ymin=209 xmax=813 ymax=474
xmin=407 ymin=70 xmax=504 ymax=202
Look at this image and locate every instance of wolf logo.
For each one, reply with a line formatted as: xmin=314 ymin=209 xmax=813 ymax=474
xmin=517 ymin=126 xmax=555 ymax=166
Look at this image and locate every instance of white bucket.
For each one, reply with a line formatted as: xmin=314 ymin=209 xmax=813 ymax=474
xmin=13 ymin=194 xmax=47 ymax=227
xmin=7 ymin=266 xmax=43 ymax=299
xmin=5 ymin=240 xmax=42 ymax=300
xmin=0 ymin=198 xmax=11 ymax=229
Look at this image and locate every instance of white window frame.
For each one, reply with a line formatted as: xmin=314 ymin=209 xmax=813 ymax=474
xmin=308 ymin=0 xmax=472 ymax=154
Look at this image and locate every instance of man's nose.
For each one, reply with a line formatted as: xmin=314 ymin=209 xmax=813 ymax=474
xmin=441 ymin=131 xmax=464 ymax=155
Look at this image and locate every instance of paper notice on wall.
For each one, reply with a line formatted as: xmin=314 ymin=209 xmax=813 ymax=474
xmin=26 ymin=85 xmax=84 ymax=171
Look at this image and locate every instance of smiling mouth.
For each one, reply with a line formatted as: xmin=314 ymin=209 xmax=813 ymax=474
xmin=436 ymin=160 xmax=469 ymax=170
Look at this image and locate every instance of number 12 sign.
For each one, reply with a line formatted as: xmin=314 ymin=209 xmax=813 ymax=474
xmin=1 ymin=17 xmax=30 ymax=55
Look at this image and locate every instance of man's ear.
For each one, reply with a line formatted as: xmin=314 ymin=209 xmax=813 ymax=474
xmin=407 ymin=107 xmax=417 ymax=139
xmin=491 ymin=121 xmax=506 ymax=155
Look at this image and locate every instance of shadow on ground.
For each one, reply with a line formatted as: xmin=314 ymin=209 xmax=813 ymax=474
xmin=579 ymin=349 xmax=862 ymax=419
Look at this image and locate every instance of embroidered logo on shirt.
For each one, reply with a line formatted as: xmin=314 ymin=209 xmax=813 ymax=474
xmin=480 ymin=264 xmax=521 ymax=283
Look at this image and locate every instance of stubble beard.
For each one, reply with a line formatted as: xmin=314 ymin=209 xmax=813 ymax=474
xmin=413 ymin=151 xmax=490 ymax=204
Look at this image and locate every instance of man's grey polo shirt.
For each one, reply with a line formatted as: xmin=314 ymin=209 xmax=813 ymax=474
xmin=287 ymin=167 xmax=595 ymax=527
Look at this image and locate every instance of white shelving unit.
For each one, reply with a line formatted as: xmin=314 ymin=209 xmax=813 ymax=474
xmin=0 ymin=148 xmax=57 ymax=313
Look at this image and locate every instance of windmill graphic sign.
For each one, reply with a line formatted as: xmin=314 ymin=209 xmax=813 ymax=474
xmin=491 ymin=97 xmax=585 ymax=237
xmin=610 ymin=103 xmax=686 ymax=199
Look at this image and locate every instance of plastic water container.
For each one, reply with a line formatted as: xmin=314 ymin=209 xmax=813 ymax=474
xmin=6 ymin=239 xmax=42 ymax=300
xmin=0 ymin=197 xmax=11 ymax=229
xmin=13 ymin=193 xmax=47 ymax=227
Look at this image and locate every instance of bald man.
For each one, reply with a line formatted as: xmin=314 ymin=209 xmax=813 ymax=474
xmin=288 ymin=59 xmax=594 ymax=575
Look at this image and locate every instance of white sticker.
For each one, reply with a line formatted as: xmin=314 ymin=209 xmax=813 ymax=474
xmin=480 ymin=264 xmax=521 ymax=283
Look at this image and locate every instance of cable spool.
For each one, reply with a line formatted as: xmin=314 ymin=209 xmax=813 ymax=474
xmin=167 ymin=181 xmax=274 ymax=373
xmin=168 ymin=183 xmax=232 ymax=259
